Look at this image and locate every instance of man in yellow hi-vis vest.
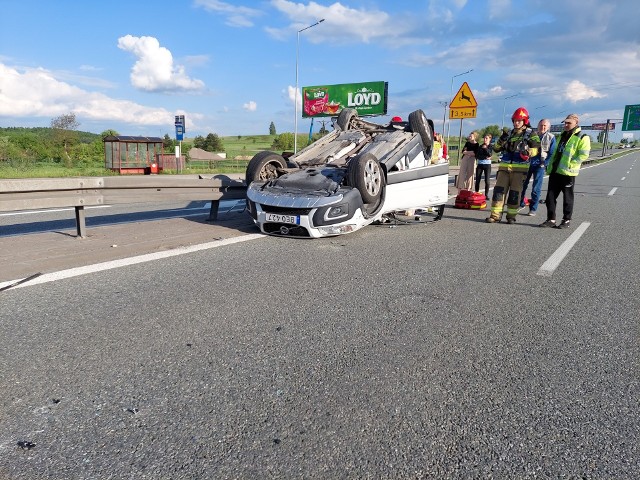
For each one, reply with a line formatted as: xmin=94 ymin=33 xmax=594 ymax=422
xmin=539 ymin=113 xmax=591 ymax=229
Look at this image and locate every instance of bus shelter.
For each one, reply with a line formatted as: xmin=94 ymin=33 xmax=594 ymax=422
xmin=103 ymin=136 xmax=164 ymax=174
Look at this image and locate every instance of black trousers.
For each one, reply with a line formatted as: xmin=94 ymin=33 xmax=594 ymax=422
xmin=475 ymin=163 xmax=491 ymax=196
xmin=545 ymin=172 xmax=575 ymax=221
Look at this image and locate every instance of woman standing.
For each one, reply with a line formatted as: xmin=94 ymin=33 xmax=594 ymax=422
xmin=456 ymin=131 xmax=479 ymax=191
xmin=475 ymin=134 xmax=493 ymax=197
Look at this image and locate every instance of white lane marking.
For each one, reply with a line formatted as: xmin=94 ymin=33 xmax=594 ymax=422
xmin=0 ymin=205 xmax=111 ymax=217
xmin=621 ymin=177 xmax=626 ymax=181
xmin=608 ymin=187 xmax=617 ymax=196
xmin=0 ymin=233 xmax=265 ymax=291
xmin=537 ymin=222 xmax=590 ymax=277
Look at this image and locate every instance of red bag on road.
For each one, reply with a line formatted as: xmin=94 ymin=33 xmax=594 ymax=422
xmin=454 ymin=190 xmax=486 ymax=209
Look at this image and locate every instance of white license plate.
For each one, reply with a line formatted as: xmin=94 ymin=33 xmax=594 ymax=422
xmin=265 ymin=213 xmax=300 ymax=225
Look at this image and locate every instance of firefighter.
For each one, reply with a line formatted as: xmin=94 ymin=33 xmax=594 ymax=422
xmin=486 ymin=107 xmax=540 ymax=224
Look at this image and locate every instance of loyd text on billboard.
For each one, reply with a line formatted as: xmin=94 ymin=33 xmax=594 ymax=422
xmin=302 ymin=81 xmax=388 ymax=118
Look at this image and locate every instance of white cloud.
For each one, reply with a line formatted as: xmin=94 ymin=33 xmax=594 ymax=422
xmin=286 ymin=85 xmax=301 ymax=111
xmin=268 ymin=0 xmax=411 ymax=44
xmin=193 ymin=0 xmax=263 ymax=27
xmin=243 ymin=101 xmax=257 ymax=111
xmin=0 ymin=62 xmax=173 ymax=127
xmin=565 ymin=80 xmax=605 ymax=103
xmin=117 ymin=35 xmax=205 ymax=93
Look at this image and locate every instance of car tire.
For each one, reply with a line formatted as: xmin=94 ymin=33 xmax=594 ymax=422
xmin=408 ymin=109 xmax=434 ymax=153
xmin=337 ymin=108 xmax=358 ymax=131
xmin=245 ymin=151 xmax=287 ymax=184
xmin=348 ymin=153 xmax=385 ymax=204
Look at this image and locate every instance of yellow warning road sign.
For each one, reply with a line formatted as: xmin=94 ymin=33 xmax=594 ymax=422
xmin=449 ymin=82 xmax=478 ymax=109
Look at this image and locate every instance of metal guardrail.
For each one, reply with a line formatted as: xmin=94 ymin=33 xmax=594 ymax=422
xmin=0 ymin=175 xmax=247 ymax=237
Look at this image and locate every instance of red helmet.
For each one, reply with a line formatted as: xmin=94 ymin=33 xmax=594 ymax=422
xmin=391 ymin=116 xmax=403 ymax=122
xmin=512 ymin=107 xmax=529 ymax=123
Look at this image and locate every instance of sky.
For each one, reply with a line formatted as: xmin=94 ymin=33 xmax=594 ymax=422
xmin=1 ymin=0 xmax=639 ymax=142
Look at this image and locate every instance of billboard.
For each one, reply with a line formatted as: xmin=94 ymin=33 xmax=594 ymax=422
xmin=590 ymin=123 xmax=615 ymax=130
xmin=302 ymin=81 xmax=388 ymax=118
xmin=551 ymin=123 xmax=614 ymax=132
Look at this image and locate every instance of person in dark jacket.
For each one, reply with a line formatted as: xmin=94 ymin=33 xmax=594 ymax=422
xmin=475 ymin=133 xmax=493 ymax=198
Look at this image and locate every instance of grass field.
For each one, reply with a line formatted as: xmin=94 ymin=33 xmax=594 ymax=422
xmin=221 ymin=133 xmax=315 ymax=159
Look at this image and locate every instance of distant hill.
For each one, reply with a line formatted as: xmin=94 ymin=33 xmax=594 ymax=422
xmin=0 ymin=127 xmax=101 ymax=144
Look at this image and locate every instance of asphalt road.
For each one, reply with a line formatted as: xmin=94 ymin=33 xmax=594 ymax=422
xmin=1 ymin=153 xmax=638 ymax=479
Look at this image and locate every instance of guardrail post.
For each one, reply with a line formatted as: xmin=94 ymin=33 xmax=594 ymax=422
xmin=208 ymin=200 xmax=220 ymax=221
xmin=75 ymin=206 xmax=87 ymax=238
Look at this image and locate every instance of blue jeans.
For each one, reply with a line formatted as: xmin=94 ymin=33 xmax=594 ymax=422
xmin=520 ymin=165 xmax=545 ymax=212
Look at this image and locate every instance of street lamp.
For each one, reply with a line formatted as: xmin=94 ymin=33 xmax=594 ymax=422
xmin=438 ymin=101 xmax=448 ymax=134
xmin=294 ymin=18 xmax=324 ymax=154
xmin=502 ymin=93 xmax=519 ymax=130
xmin=446 ymin=69 xmax=473 ymax=147
xmin=534 ymin=105 xmax=547 ymax=121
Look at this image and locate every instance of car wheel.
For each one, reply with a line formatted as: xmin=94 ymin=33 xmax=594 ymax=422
xmin=348 ymin=153 xmax=385 ymax=204
xmin=408 ymin=109 xmax=434 ymax=152
xmin=337 ymin=108 xmax=358 ymax=131
xmin=245 ymin=151 xmax=287 ymax=183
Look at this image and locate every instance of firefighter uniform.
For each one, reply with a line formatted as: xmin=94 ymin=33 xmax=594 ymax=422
xmin=486 ymin=107 xmax=540 ymax=224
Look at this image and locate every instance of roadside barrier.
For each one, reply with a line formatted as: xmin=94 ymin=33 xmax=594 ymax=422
xmin=0 ymin=175 xmax=247 ymax=237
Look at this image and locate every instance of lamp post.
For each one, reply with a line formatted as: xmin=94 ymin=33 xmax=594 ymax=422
xmin=446 ymin=69 xmax=473 ymax=148
xmin=438 ymin=101 xmax=448 ymax=134
xmin=294 ymin=19 xmax=324 ymax=154
xmin=534 ymin=105 xmax=547 ymax=123
xmin=502 ymin=93 xmax=519 ymax=130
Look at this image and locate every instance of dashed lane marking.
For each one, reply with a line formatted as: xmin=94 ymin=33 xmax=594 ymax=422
xmin=537 ymin=222 xmax=590 ymax=277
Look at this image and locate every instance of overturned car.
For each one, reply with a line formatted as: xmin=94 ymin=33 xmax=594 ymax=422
xmin=245 ymin=108 xmax=449 ymax=238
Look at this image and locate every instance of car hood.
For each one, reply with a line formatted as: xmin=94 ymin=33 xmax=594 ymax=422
xmin=247 ymin=167 xmax=348 ymax=208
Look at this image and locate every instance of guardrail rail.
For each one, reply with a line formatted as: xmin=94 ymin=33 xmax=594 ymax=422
xmin=0 ymin=175 xmax=247 ymax=237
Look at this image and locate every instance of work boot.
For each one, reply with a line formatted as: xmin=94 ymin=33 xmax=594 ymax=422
xmin=506 ymin=217 xmax=516 ymax=224
xmin=485 ymin=217 xmax=500 ymax=223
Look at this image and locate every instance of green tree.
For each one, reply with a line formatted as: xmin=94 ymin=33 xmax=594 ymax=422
xmin=193 ymin=133 xmax=224 ymax=152
xmin=101 ymin=129 xmax=119 ymax=140
xmin=0 ymin=136 xmax=26 ymax=164
xmin=272 ymin=132 xmax=294 ymax=150
xmin=163 ymin=133 xmax=175 ymax=151
xmin=204 ymin=133 xmax=224 ymax=152
xmin=269 ymin=121 xmax=276 ymax=135
xmin=50 ymin=113 xmax=80 ymax=166
xmin=478 ymin=124 xmax=501 ymax=140
xmin=193 ymin=135 xmax=205 ymax=149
